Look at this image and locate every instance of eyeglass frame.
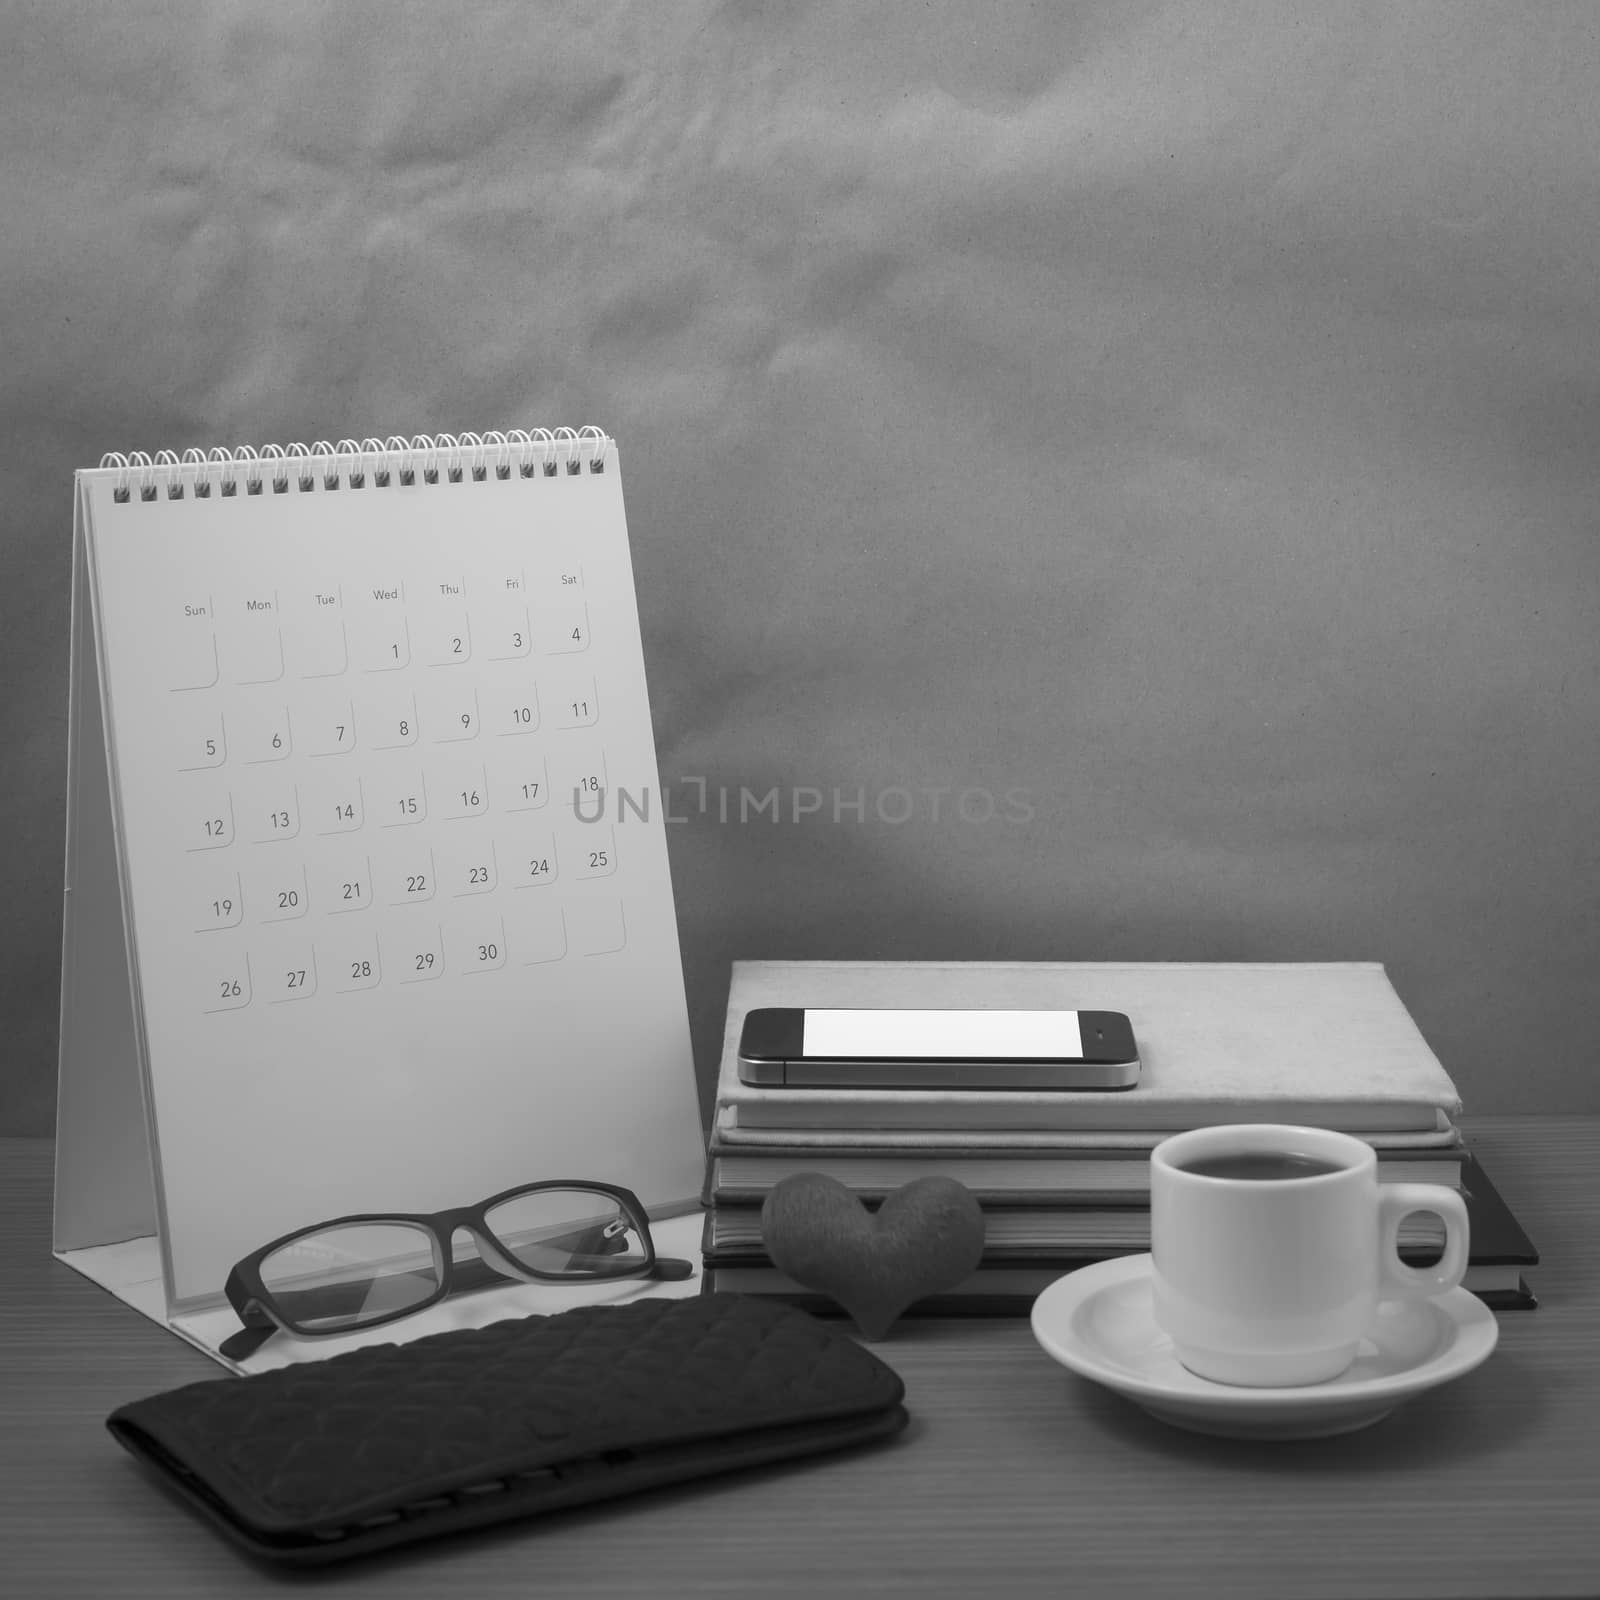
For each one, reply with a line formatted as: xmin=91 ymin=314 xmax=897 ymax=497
xmin=221 ymin=1178 xmax=693 ymax=1361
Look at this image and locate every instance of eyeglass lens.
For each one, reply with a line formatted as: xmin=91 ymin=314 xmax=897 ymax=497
xmin=258 ymin=1222 xmax=442 ymax=1333
xmin=483 ymin=1186 xmax=649 ymax=1275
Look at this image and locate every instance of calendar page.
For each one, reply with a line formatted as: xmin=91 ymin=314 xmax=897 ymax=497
xmin=79 ymin=442 xmax=705 ymax=1306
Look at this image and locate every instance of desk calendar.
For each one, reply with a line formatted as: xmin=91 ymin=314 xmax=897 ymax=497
xmin=55 ymin=430 xmax=706 ymax=1333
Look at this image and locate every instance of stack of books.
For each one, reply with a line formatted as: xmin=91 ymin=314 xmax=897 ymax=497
xmin=700 ymin=962 xmax=1539 ymax=1312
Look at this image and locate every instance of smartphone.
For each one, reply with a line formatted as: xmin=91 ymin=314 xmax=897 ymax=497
xmin=736 ymin=1008 xmax=1140 ymax=1090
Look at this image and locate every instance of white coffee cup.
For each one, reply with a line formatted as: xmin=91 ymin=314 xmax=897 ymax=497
xmin=1150 ymin=1124 xmax=1470 ymax=1387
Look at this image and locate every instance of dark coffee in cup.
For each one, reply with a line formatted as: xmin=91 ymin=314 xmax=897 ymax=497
xmin=1177 ymin=1151 xmax=1345 ymax=1182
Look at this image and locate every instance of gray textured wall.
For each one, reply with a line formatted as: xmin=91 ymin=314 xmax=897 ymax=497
xmin=5 ymin=1 xmax=1598 ymax=1133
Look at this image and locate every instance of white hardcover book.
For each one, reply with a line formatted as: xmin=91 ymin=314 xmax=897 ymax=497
xmin=705 ymin=1148 xmax=1463 ymax=1201
xmin=714 ymin=961 xmax=1463 ymax=1142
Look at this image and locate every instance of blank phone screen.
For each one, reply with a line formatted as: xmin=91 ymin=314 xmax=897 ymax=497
xmin=800 ymin=1009 xmax=1084 ymax=1061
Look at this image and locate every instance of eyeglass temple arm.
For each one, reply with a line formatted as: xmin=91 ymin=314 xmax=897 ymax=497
xmin=519 ymin=1221 xmax=693 ymax=1281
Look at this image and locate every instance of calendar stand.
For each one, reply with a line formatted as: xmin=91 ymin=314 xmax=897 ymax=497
xmin=54 ymin=433 xmax=708 ymax=1369
xmin=54 ymin=503 xmax=170 ymax=1329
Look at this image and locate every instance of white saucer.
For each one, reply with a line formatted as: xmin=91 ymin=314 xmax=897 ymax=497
xmin=1030 ymin=1254 xmax=1499 ymax=1440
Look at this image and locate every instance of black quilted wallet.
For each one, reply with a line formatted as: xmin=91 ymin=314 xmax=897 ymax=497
xmin=107 ymin=1292 xmax=908 ymax=1566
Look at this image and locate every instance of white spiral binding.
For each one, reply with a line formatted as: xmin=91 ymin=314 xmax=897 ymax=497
xmin=99 ymin=428 xmax=611 ymax=501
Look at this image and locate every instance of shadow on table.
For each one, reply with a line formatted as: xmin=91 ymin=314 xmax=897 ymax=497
xmin=1050 ymin=1348 xmax=1544 ymax=1471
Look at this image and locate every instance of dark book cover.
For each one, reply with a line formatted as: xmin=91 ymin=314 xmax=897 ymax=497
xmin=700 ymin=1152 xmax=1539 ymax=1312
xmin=1457 ymin=1150 xmax=1540 ymax=1267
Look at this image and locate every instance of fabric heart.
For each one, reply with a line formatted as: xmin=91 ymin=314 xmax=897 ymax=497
xmin=760 ymin=1173 xmax=987 ymax=1339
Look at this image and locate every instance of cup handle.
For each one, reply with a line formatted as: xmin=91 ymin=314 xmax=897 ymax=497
xmin=1377 ymin=1183 xmax=1470 ymax=1300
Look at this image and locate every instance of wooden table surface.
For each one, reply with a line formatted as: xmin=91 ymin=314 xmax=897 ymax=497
xmin=4 ymin=1118 xmax=1597 ymax=1598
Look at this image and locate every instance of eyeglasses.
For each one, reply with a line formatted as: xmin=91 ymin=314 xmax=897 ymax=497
xmin=220 ymin=1180 xmax=693 ymax=1361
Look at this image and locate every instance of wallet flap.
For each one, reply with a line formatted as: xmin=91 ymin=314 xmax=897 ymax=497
xmin=108 ymin=1293 xmax=906 ymax=1557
